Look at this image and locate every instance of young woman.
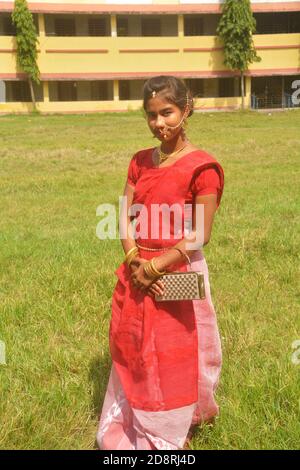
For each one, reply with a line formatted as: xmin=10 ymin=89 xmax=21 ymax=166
xmin=97 ymin=75 xmax=225 ymax=450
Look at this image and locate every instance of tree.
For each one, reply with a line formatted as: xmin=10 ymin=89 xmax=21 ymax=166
xmin=12 ymin=0 xmax=40 ymax=109
xmin=217 ymin=0 xmax=261 ymax=109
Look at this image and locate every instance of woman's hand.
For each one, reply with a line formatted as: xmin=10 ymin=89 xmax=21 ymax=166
xmin=147 ymin=279 xmax=165 ymax=298
xmin=129 ymin=257 xmax=164 ymax=296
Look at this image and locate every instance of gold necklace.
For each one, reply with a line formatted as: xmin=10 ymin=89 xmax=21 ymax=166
xmin=157 ymin=143 xmax=188 ymax=165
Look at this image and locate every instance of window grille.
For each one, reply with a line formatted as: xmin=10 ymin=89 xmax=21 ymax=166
xmin=88 ymin=17 xmax=107 ymax=36
xmin=117 ymin=17 xmax=129 ymax=37
xmin=141 ymin=18 xmax=161 ymax=37
xmin=54 ymin=18 xmax=76 ymax=36
xmin=184 ymin=17 xmax=204 ymax=36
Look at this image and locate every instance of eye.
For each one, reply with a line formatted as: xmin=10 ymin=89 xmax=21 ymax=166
xmin=162 ymin=109 xmax=173 ymax=116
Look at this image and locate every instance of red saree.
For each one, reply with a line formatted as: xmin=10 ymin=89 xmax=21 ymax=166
xmin=97 ymin=148 xmax=224 ymax=450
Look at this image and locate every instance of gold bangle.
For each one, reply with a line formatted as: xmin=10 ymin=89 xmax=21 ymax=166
xmin=143 ymin=261 xmax=161 ymax=279
xmin=127 ymin=254 xmax=137 ymax=267
xmin=126 ymin=251 xmax=138 ymax=264
xmin=125 ymin=246 xmax=138 ymax=260
xmin=143 ymin=262 xmax=156 ymax=280
xmin=125 ymin=247 xmax=138 ymax=266
xmin=170 ymin=247 xmax=191 ymax=265
xmin=150 ymin=258 xmax=166 ymax=276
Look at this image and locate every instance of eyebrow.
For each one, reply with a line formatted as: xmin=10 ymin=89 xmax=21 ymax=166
xmin=147 ymin=106 xmax=173 ymax=114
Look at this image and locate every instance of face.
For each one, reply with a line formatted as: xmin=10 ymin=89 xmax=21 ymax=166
xmin=145 ymin=95 xmax=187 ymax=142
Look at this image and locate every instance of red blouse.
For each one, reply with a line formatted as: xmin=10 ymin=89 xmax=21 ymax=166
xmin=127 ymin=152 xmax=222 ymax=200
xmin=190 ymin=167 xmax=221 ymax=197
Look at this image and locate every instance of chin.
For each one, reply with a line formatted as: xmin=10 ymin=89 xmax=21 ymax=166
xmin=155 ymin=134 xmax=167 ymax=142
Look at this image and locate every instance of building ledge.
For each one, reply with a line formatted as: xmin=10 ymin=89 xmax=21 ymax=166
xmin=1 ymin=2 xmax=300 ymax=14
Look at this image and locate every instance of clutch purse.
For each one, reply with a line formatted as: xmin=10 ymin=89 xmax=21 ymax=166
xmin=155 ymin=271 xmax=206 ymax=302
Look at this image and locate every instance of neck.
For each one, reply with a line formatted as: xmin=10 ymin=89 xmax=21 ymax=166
xmin=160 ymin=132 xmax=187 ymax=154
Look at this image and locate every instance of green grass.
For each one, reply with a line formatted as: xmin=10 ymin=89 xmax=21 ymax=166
xmin=0 ymin=109 xmax=299 ymax=449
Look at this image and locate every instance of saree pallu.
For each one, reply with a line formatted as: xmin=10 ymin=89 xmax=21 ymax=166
xmin=97 ymin=149 xmax=224 ymax=450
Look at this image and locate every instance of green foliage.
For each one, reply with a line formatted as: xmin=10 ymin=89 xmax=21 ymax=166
xmin=12 ymin=0 xmax=40 ymax=83
xmin=217 ymin=0 xmax=261 ymax=72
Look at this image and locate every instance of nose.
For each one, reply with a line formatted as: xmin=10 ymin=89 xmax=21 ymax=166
xmin=155 ymin=115 xmax=165 ymax=129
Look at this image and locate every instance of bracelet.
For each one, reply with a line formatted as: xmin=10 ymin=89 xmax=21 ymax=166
xmin=143 ymin=262 xmax=156 ymax=280
xmin=143 ymin=258 xmax=166 ymax=279
xmin=125 ymin=247 xmax=139 ymax=266
xmin=170 ymin=247 xmax=191 ymax=265
xmin=125 ymin=246 xmax=138 ymax=259
xmin=150 ymin=258 xmax=166 ymax=276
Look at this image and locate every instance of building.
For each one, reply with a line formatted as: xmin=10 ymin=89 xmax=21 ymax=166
xmin=0 ymin=0 xmax=299 ymax=113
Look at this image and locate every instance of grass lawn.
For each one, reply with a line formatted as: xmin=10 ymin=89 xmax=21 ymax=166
xmin=0 ymin=109 xmax=299 ymax=450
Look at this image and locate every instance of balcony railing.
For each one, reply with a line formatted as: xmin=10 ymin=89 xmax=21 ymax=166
xmin=251 ymin=93 xmax=300 ymax=109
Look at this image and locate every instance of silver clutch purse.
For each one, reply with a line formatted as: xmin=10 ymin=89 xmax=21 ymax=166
xmin=155 ymin=271 xmax=206 ymax=302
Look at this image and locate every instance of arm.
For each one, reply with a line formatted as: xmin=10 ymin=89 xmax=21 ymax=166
xmin=120 ymin=182 xmax=164 ymax=295
xmin=119 ymin=182 xmax=137 ymax=256
xmin=154 ymin=193 xmax=218 ymax=271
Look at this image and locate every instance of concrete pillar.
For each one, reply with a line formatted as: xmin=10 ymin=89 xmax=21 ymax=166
xmin=282 ymin=76 xmax=285 ymax=107
xmin=113 ymin=80 xmax=119 ymax=101
xmin=0 ymin=80 xmax=5 ymax=102
xmin=43 ymin=81 xmax=49 ymax=103
xmin=245 ymin=75 xmax=251 ymax=109
xmin=111 ymin=14 xmax=117 ymax=37
xmin=38 ymin=14 xmax=45 ymax=37
xmin=178 ymin=14 xmax=184 ymax=38
xmin=38 ymin=13 xmax=45 ymax=61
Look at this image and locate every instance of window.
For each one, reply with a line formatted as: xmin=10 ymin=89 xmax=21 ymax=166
xmin=185 ymin=79 xmax=204 ymax=98
xmin=117 ymin=17 xmax=129 ymax=37
xmin=0 ymin=14 xmax=39 ymax=35
xmin=0 ymin=14 xmax=39 ymax=36
xmin=289 ymin=12 xmax=300 ymax=33
xmin=141 ymin=18 xmax=161 ymax=37
xmin=54 ymin=17 xmax=76 ymax=36
xmin=284 ymin=75 xmax=300 ymax=95
xmin=118 ymin=80 xmax=145 ymax=100
xmin=4 ymin=81 xmax=43 ymax=102
xmin=49 ymin=81 xmax=113 ymax=101
xmin=57 ymin=82 xmax=77 ymax=101
xmin=10 ymin=82 xmax=31 ymax=101
xmin=1 ymin=15 xmax=16 ymax=35
xmin=119 ymin=81 xmax=130 ymax=100
xmin=184 ymin=17 xmax=203 ymax=36
xmin=254 ymin=12 xmax=300 ymax=34
xmin=219 ymin=78 xmax=235 ymax=98
xmin=91 ymin=81 xmax=111 ymax=100
xmin=88 ymin=17 xmax=108 ymax=36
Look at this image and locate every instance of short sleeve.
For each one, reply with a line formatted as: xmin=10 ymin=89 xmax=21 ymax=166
xmin=191 ymin=167 xmax=221 ymax=197
xmin=127 ymin=155 xmax=139 ymax=188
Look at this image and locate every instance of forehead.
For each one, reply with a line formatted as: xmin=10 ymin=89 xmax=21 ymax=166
xmin=145 ymin=96 xmax=178 ymax=113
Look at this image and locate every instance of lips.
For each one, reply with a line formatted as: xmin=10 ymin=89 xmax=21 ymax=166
xmin=157 ymin=130 xmax=167 ymax=136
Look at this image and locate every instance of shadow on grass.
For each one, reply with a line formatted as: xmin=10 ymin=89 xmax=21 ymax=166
xmin=88 ymin=350 xmax=111 ymax=449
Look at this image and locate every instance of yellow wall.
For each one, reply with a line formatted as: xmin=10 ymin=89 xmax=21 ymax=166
xmin=1 ymin=32 xmax=299 ymax=77
xmin=0 ymin=97 xmax=243 ymax=114
xmin=0 ymin=9 xmax=299 ymax=113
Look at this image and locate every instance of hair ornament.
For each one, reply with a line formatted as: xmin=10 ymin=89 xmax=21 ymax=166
xmin=151 ymin=91 xmax=157 ymax=98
